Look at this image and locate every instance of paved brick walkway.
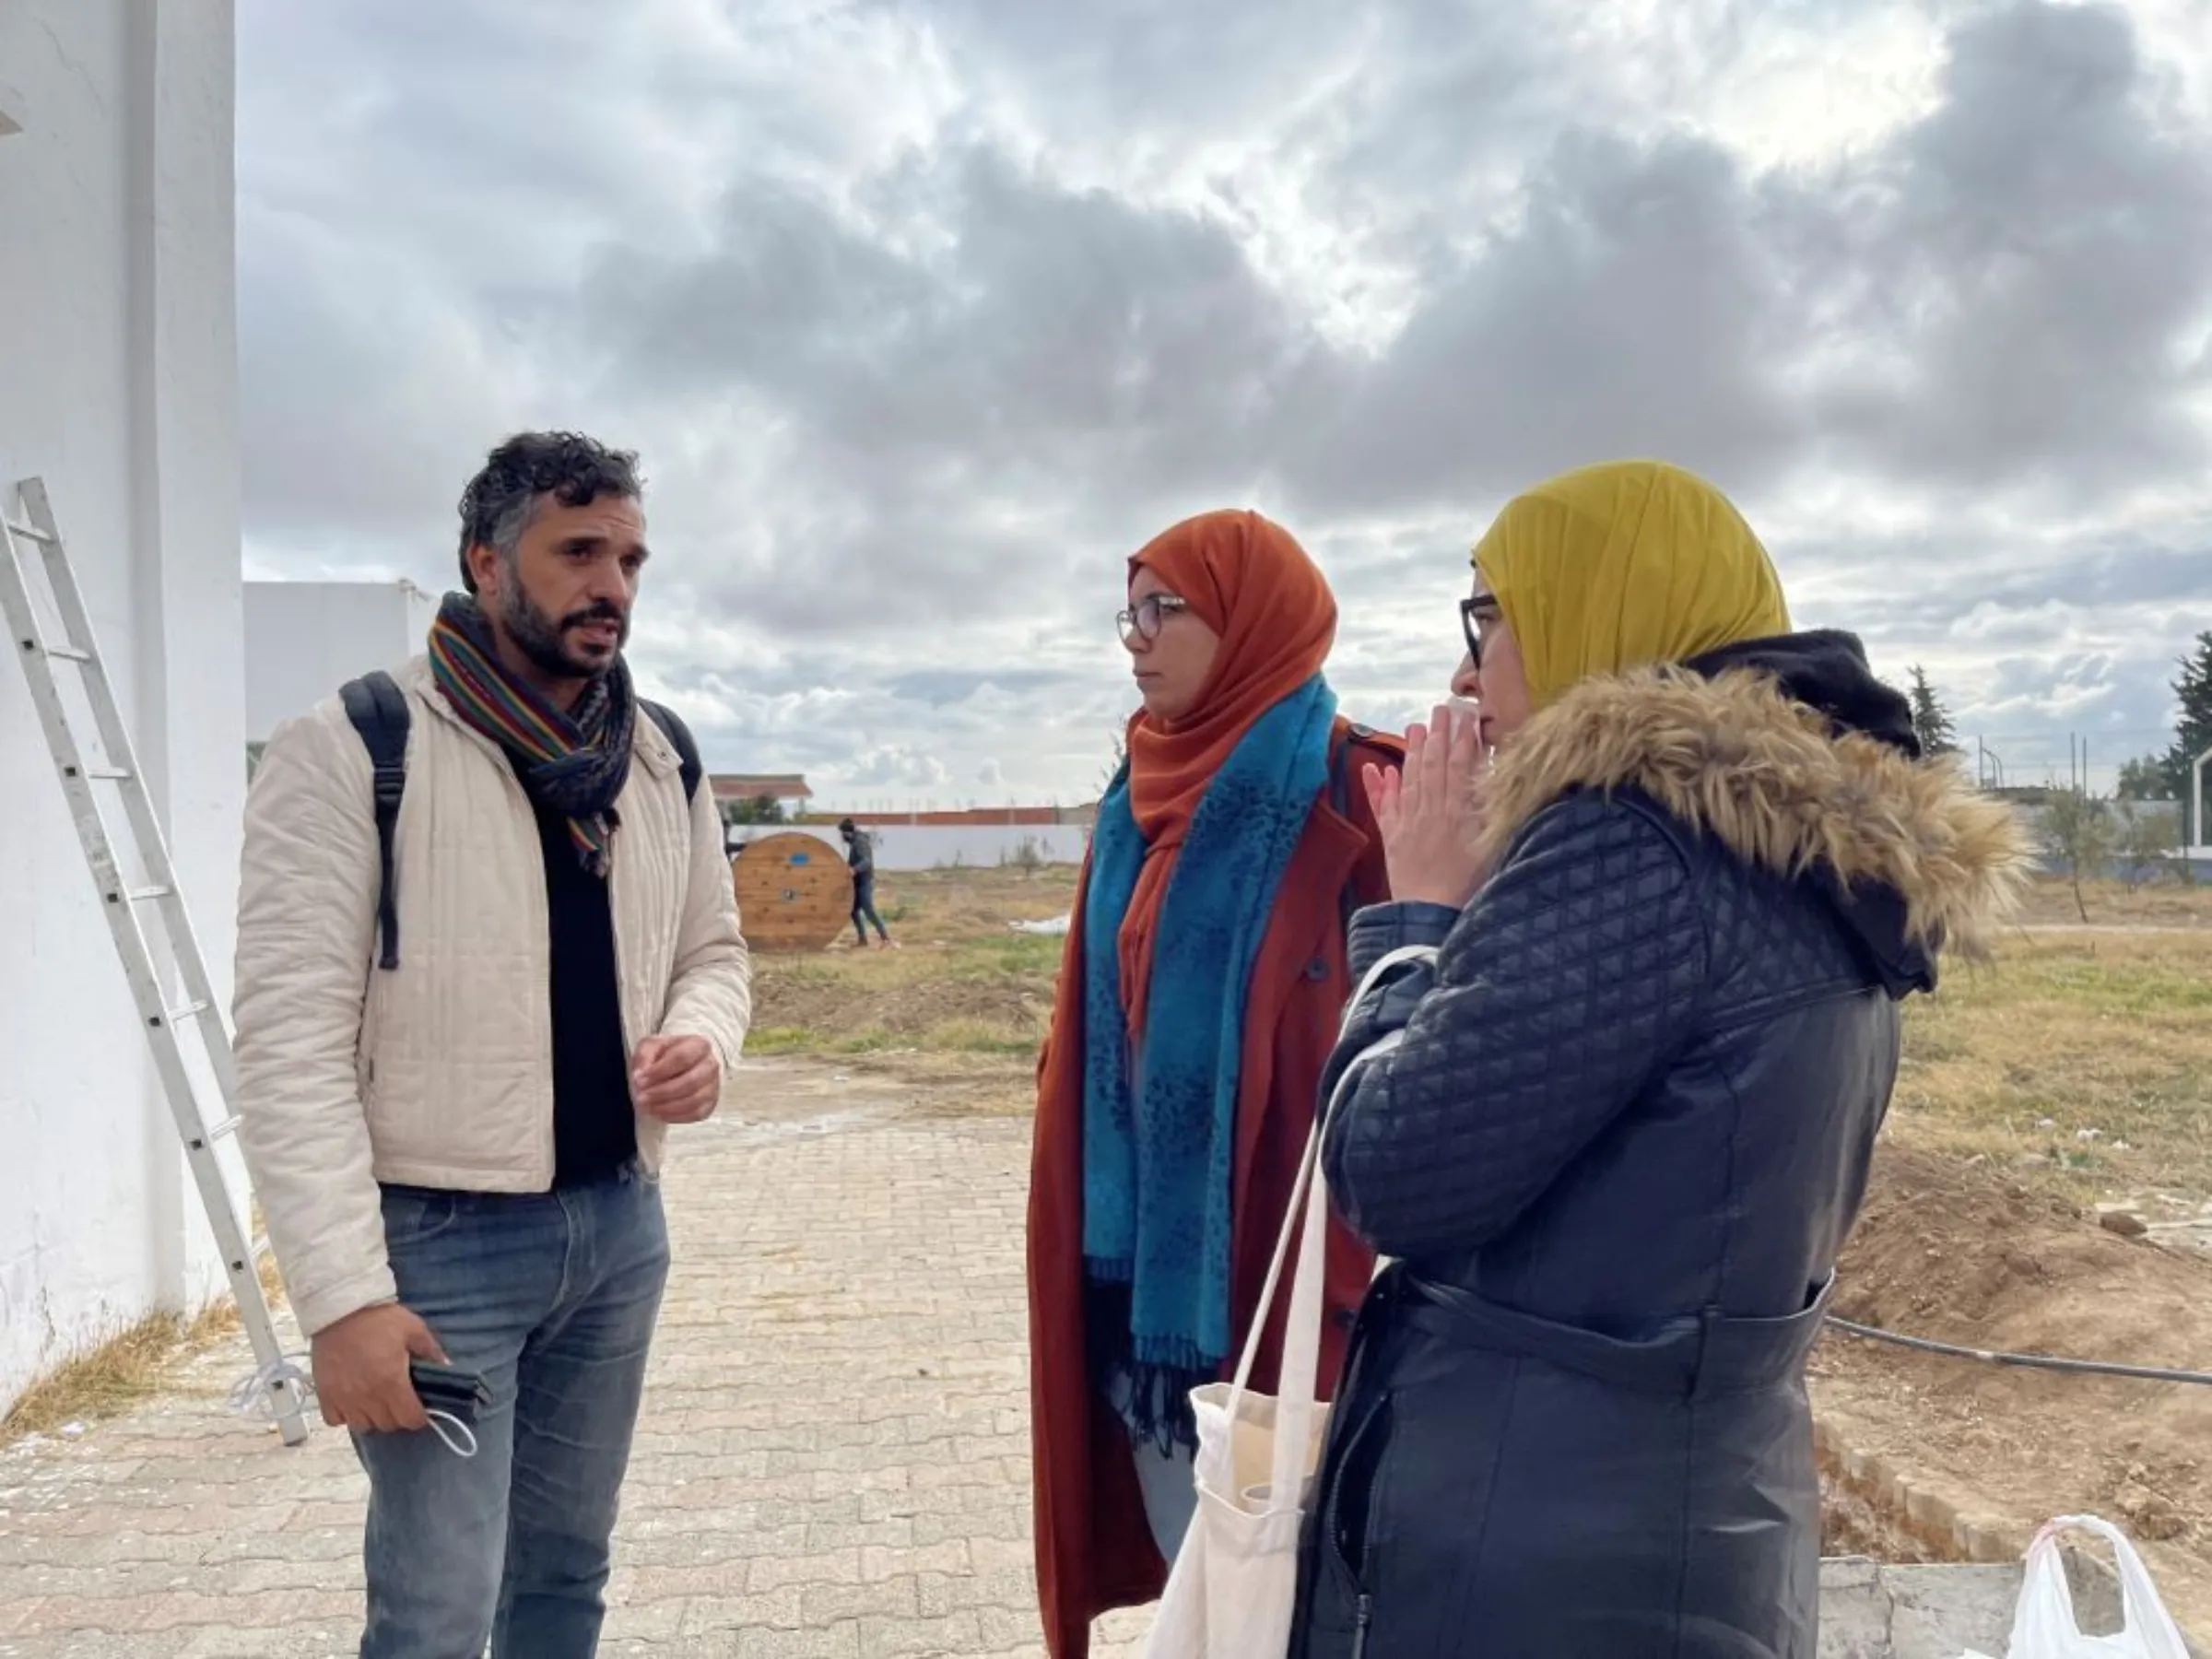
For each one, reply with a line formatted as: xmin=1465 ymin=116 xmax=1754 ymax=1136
xmin=0 ymin=1061 xmax=1153 ymax=1658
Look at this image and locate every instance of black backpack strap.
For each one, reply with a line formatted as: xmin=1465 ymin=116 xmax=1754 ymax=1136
xmin=1330 ymin=722 xmax=1405 ymax=940
xmin=1331 ymin=722 xmax=1399 ymax=818
xmin=1329 ymin=723 xmax=1366 ymax=818
xmin=641 ymin=700 xmax=702 ymax=803
xmin=339 ymin=671 xmax=410 ymax=972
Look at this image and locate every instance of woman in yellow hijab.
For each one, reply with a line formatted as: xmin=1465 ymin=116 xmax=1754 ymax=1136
xmin=1288 ymin=461 xmax=2027 ymax=1658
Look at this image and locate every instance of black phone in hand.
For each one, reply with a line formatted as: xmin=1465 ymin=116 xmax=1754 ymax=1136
xmin=408 ymin=1359 xmax=491 ymax=1424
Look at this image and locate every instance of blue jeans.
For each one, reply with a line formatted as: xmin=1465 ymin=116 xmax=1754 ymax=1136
xmin=357 ymin=1166 xmax=670 ymax=1659
xmin=1130 ymin=1431 xmax=1199 ymax=1561
xmin=853 ymin=873 xmax=888 ymax=943
xmin=1103 ymin=1370 xmax=1201 ymax=1560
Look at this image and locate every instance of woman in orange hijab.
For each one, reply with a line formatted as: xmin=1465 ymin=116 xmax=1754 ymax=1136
xmin=1027 ymin=509 xmax=1399 ymax=1657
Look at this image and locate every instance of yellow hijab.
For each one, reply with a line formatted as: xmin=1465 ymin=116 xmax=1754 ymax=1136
xmin=1473 ymin=460 xmax=1791 ymax=710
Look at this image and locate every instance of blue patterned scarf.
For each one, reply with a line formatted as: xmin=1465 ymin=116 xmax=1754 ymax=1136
xmin=1082 ymin=675 xmax=1338 ymax=1447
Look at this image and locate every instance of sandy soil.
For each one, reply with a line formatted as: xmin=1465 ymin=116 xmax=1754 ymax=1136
xmin=1816 ymin=1144 xmax=2212 ymax=1630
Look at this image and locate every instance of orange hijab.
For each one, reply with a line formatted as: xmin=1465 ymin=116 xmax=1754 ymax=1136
xmin=1117 ymin=509 xmax=1337 ymax=1026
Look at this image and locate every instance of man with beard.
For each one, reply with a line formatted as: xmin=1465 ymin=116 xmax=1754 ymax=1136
xmin=233 ymin=431 xmax=751 ymax=1657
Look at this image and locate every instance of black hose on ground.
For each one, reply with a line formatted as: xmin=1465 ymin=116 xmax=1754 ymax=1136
xmin=1824 ymin=1315 xmax=2212 ymax=1387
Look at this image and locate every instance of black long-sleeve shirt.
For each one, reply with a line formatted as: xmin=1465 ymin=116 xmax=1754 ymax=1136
xmin=526 ymin=795 xmax=637 ymax=1187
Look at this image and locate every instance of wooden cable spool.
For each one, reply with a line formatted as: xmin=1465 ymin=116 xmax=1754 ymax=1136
xmin=731 ymin=830 xmax=854 ymax=951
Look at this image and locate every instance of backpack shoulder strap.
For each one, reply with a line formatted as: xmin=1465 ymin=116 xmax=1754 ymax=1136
xmin=339 ymin=671 xmax=410 ymax=972
xmin=1328 ymin=722 xmax=1406 ymax=939
xmin=1330 ymin=723 xmax=1405 ymax=815
xmin=641 ymin=700 xmax=702 ymax=803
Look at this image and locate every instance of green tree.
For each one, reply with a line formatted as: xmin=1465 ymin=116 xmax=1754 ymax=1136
xmin=1907 ymin=666 xmax=1959 ymax=758
xmin=2112 ymin=803 xmax=2177 ymax=891
xmin=2039 ymin=787 xmax=2116 ymax=923
xmin=2115 ymin=755 xmax=2169 ymax=802
xmin=2159 ymin=633 xmax=2212 ymax=845
xmin=1001 ymin=834 xmax=1047 ymax=877
xmin=726 ymin=793 xmax=787 ymax=826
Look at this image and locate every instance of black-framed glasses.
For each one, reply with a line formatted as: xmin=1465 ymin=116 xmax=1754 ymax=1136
xmin=1118 ymin=593 xmax=1191 ymax=646
xmin=1460 ymin=594 xmax=1502 ymax=669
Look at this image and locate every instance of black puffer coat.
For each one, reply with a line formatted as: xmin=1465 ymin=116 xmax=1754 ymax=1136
xmin=1290 ymin=636 xmax=2026 ymax=1659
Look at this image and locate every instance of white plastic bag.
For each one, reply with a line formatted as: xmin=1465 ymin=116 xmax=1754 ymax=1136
xmin=1143 ymin=947 xmax=1435 ymax=1659
xmin=1962 ymin=1514 xmax=2191 ymax=1659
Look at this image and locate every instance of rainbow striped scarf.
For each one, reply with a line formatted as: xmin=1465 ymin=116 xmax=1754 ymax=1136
xmin=428 ymin=593 xmax=636 ymax=876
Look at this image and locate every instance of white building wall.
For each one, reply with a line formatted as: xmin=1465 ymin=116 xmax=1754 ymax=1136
xmin=245 ymin=579 xmax=433 ymax=742
xmin=731 ymin=824 xmax=1091 ymax=871
xmin=866 ymin=824 xmax=1091 ymax=871
xmin=0 ymin=2 xmax=241 ymax=1409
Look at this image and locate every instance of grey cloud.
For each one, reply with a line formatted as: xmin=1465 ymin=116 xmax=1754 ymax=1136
xmin=1288 ymin=2 xmax=2212 ymax=518
xmin=239 ymin=3 xmax=698 ymax=277
xmin=232 ymin=0 xmax=2212 ymax=804
xmin=880 ymin=668 xmax=1079 ymax=707
xmin=571 ymin=0 xmax=2212 ymax=559
xmin=1958 ymin=647 xmax=2183 ymax=772
xmin=890 ymin=0 xmax=1374 ymax=138
xmin=629 ymin=630 xmax=1133 ymax=790
xmin=576 ymin=144 xmax=1328 ymax=634
xmin=1280 ymin=130 xmax=1813 ymax=517
xmin=605 ymin=145 xmax=1318 ymax=489
xmin=237 ymin=206 xmax=522 ymax=566
xmin=1815 ymin=0 xmax=2212 ymax=491
xmin=1777 ymin=525 xmax=2212 ymax=641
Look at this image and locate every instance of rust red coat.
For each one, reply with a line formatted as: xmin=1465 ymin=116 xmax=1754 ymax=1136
xmin=1027 ymin=721 xmax=1399 ymax=1659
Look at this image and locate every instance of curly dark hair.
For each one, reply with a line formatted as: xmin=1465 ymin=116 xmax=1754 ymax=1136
xmin=456 ymin=430 xmax=643 ymax=592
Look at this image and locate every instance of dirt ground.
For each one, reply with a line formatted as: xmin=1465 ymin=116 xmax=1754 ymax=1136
xmin=1814 ymin=1144 xmax=2212 ymax=1630
xmin=752 ymin=962 xmax=1051 ymax=1051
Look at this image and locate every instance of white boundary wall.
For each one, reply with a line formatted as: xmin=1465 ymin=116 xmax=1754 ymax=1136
xmin=245 ymin=579 xmax=435 ymax=742
xmin=865 ymin=824 xmax=1091 ymax=871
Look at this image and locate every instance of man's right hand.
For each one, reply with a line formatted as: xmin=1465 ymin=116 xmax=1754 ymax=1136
xmin=310 ymin=1302 xmax=447 ymax=1433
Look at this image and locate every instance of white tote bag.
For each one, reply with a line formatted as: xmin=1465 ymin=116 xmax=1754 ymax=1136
xmin=1143 ymin=947 xmax=1435 ymax=1659
xmin=1962 ymin=1515 xmax=2192 ymax=1659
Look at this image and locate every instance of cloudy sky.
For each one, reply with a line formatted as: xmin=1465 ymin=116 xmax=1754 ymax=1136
xmin=236 ymin=0 xmax=2212 ymax=808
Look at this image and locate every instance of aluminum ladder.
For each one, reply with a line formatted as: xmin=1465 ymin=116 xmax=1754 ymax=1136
xmin=0 ymin=477 xmax=310 ymax=1446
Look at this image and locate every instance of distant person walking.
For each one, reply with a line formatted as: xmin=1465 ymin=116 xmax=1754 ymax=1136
xmin=840 ymin=818 xmax=893 ymax=947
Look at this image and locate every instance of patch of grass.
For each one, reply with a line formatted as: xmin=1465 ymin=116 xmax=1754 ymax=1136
xmin=2011 ymin=875 xmax=2212 ymax=928
xmin=742 ymin=1026 xmax=834 ymax=1055
xmin=919 ymin=1017 xmax=1044 ymax=1055
xmin=1892 ymin=920 xmax=2212 ymax=1197
xmin=748 ymin=873 xmax=1068 ymax=1061
xmin=0 ymin=1255 xmax=285 ymax=1447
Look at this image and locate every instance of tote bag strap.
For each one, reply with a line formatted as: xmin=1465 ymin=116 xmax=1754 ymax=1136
xmin=1227 ymin=943 xmax=1441 ymax=1500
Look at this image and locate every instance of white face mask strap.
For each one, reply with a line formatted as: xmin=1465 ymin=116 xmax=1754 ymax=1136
xmin=425 ymin=1408 xmax=479 ymax=1459
xmin=229 ymin=1355 xmax=477 ymax=1458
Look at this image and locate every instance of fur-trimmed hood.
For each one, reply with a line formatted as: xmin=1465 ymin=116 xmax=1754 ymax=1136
xmin=1475 ymin=638 xmax=2031 ymax=974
